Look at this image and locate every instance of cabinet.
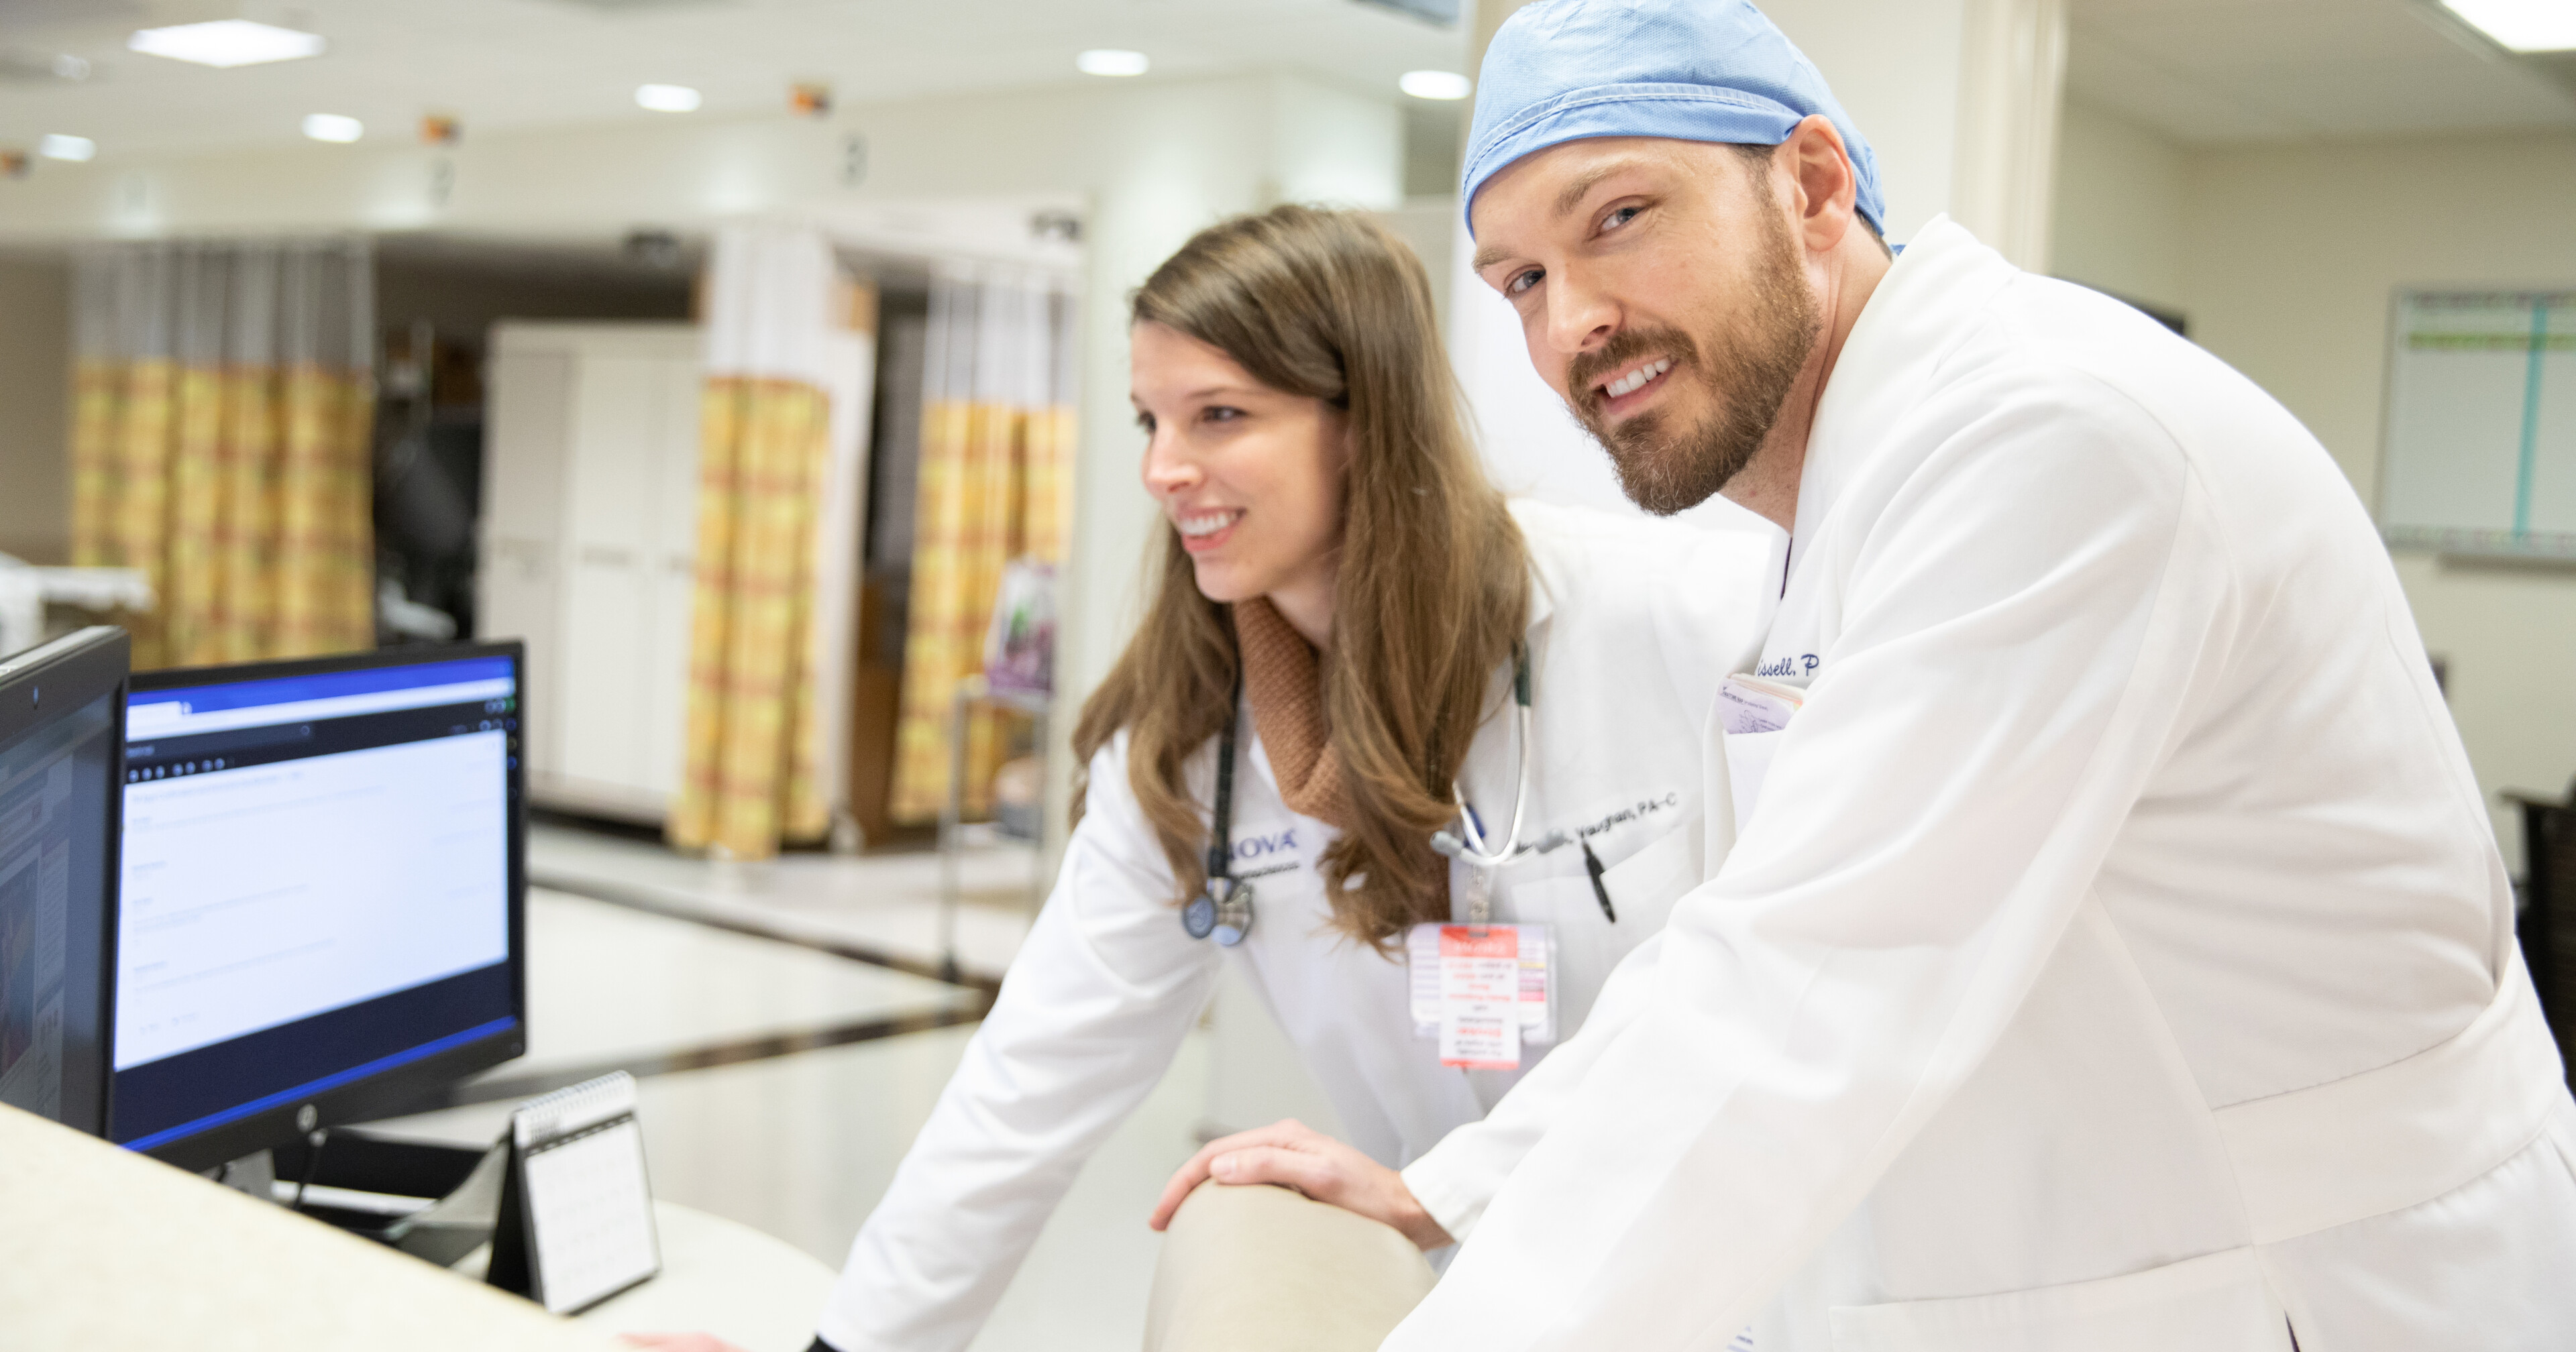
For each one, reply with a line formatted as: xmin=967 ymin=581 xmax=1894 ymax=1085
xmin=480 ymin=323 xmax=703 ymax=822
xmin=481 ymin=321 xmax=875 ymax=832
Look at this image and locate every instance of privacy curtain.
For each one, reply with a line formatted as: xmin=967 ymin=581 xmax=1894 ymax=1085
xmin=888 ymin=266 xmax=1077 ymax=824
xmin=68 ymin=239 xmax=375 ymax=669
xmin=667 ymin=225 xmax=841 ymax=860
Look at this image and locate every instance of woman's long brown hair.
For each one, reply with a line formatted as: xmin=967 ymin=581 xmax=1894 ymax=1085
xmin=1072 ymin=204 xmax=1528 ymax=950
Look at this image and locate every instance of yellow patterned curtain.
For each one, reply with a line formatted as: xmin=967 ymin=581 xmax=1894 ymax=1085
xmin=68 ymin=240 xmax=374 ymax=669
xmin=667 ymin=225 xmax=846 ymax=860
xmin=888 ymin=269 xmax=1077 ymax=824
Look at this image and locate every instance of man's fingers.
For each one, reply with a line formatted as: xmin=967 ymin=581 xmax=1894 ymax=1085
xmin=1148 ymin=1159 xmax=1213 ymax=1231
xmin=1196 ymin=1120 xmax=1316 ymax=1164
xmin=1206 ymin=1144 xmax=1342 ymax=1201
xmin=1148 ymin=1120 xmax=1322 ymax=1231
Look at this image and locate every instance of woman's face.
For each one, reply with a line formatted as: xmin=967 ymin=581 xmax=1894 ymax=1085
xmin=1132 ymin=321 xmax=1349 ymax=620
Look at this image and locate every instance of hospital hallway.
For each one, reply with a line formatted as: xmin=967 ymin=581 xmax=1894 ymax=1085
xmin=364 ymin=820 xmax=1205 ymax=1352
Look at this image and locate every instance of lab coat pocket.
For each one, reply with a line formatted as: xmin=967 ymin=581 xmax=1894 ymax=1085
xmin=1597 ymin=814 xmax=1703 ymax=930
xmin=1724 ymin=728 xmax=1784 ymax=838
xmin=1826 ymin=1248 xmax=2291 ymax=1352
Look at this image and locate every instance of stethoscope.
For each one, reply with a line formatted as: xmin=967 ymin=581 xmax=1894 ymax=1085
xmin=1183 ymin=646 xmax=1563 ymax=945
xmin=1181 ymin=673 xmax=1257 ymax=945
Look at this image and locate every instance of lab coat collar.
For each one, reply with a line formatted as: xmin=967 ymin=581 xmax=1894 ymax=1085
xmin=1787 ymin=215 xmax=2018 ymax=576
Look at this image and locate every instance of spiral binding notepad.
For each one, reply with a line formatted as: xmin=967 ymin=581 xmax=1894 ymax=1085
xmin=486 ymin=1071 xmax=661 ymax=1314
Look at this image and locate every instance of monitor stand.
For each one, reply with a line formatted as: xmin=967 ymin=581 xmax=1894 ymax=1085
xmin=218 ymin=1130 xmax=511 ymax=1269
xmin=210 ymin=1148 xmax=277 ymax=1200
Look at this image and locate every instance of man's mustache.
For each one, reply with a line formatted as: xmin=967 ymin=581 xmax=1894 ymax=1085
xmin=1566 ymin=329 xmax=1701 ymax=420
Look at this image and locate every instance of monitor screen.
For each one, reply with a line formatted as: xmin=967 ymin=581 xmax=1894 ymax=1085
xmin=112 ymin=646 xmax=525 ymax=1160
xmin=0 ymin=629 xmax=125 ymax=1137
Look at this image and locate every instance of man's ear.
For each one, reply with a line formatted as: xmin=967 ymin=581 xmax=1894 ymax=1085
xmin=1781 ymin=114 xmax=1860 ymax=253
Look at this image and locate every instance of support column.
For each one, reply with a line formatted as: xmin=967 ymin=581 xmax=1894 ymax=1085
xmin=1951 ymin=0 xmax=2070 ymax=272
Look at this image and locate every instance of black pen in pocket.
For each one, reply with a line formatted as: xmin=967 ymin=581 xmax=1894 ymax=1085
xmin=1580 ymin=838 xmax=1615 ymax=922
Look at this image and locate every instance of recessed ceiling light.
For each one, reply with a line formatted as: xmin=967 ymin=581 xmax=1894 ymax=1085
xmin=2442 ymin=0 xmax=2576 ymax=52
xmin=39 ymin=134 xmax=94 ymax=162
xmin=636 ymin=84 xmax=702 ymax=113
xmin=1076 ymin=49 xmax=1149 ymax=77
xmin=128 ymin=19 xmax=326 ymax=68
xmin=1399 ymin=70 xmax=1472 ymax=100
xmin=302 ymin=114 xmax=363 ymax=144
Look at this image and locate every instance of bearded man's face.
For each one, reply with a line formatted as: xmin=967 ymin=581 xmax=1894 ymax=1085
xmin=1468 ymin=137 xmax=1825 ymax=514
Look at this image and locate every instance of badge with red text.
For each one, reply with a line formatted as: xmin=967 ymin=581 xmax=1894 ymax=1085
xmin=1407 ymin=922 xmax=1555 ymax=1070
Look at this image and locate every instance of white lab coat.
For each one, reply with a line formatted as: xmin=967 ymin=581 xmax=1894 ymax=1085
xmin=814 ymin=500 xmax=1776 ymax=1352
xmin=1389 ymin=218 xmax=2576 ymax=1352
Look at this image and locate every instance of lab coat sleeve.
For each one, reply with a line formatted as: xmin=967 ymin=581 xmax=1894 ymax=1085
xmin=1385 ymin=370 xmax=2233 ymax=1352
xmin=816 ymin=740 xmax=1221 ymax=1352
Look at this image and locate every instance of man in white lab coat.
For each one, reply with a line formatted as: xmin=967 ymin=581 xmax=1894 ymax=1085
xmin=1197 ymin=1 xmax=2576 ymax=1347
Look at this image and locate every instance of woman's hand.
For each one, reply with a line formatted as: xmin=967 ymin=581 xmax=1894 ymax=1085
xmin=1147 ymin=1118 xmax=1454 ymax=1251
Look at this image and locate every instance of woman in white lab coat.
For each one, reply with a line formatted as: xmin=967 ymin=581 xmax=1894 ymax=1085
xmin=805 ymin=205 xmax=1772 ymax=1352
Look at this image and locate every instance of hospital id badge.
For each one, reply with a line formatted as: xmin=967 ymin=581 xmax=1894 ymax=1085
xmin=1406 ymin=922 xmax=1556 ymax=1069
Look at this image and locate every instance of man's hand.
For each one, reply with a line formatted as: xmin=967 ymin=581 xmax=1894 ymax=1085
xmin=1148 ymin=1118 xmax=1454 ymax=1251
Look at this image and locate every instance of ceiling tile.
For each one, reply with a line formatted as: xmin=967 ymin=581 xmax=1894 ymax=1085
xmin=2067 ymin=0 xmax=2576 ymax=142
xmin=2064 ymin=27 xmax=2316 ymax=139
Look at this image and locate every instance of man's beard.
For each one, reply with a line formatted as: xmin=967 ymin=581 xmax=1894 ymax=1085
xmin=1566 ymin=213 xmax=1823 ymax=516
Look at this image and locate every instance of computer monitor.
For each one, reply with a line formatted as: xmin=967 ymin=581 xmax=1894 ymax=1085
xmin=111 ymin=641 xmax=527 ymax=1171
xmin=0 ymin=627 xmax=127 ymax=1137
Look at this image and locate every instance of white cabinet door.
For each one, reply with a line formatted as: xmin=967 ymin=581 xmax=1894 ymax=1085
xmin=482 ymin=323 xmax=704 ymax=824
xmin=478 ymin=347 xmax=575 ymax=783
xmin=643 ymin=357 xmax=702 ymax=806
xmin=557 ymin=355 xmax=666 ymax=805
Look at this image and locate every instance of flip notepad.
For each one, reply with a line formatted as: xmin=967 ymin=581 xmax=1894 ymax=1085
xmin=487 ymin=1071 xmax=660 ymax=1314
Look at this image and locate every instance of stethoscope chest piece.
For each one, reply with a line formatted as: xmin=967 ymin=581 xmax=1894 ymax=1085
xmin=1184 ymin=875 xmax=1254 ymax=946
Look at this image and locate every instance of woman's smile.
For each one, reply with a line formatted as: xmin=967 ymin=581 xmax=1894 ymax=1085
xmin=1173 ymin=507 xmax=1244 ymax=553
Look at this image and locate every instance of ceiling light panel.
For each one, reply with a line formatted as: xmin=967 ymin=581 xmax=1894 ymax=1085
xmin=39 ymin=134 xmax=95 ymax=162
xmin=128 ymin=19 xmax=327 ymax=68
xmin=1399 ymin=70 xmax=1470 ymax=99
xmin=2441 ymin=1 xmax=2576 ymax=53
xmin=635 ymin=83 xmax=702 ymax=112
xmin=1076 ymin=49 xmax=1149 ymax=76
xmin=302 ymin=114 xmax=363 ymax=144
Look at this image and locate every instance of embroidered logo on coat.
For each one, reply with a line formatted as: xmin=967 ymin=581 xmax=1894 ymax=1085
xmin=1233 ymin=828 xmax=1304 ymax=880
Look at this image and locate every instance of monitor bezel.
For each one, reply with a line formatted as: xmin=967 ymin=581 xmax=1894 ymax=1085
xmin=0 ymin=626 xmax=129 ymax=1139
xmin=115 ymin=638 xmax=529 ymax=1173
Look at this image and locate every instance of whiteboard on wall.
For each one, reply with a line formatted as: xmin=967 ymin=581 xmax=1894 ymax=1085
xmin=2380 ymin=289 xmax=2576 ymax=557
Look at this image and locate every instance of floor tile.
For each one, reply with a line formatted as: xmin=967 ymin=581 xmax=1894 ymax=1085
xmin=529 ymin=825 xmax=1041 ymax=982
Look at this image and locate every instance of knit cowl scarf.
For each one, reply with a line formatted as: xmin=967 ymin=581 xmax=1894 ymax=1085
xmin=1230 ymin=596 xmax=1353 ymax=830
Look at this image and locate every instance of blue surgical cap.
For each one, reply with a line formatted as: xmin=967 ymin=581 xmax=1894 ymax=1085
xmin=1462 ymin=0 xmax=1885 ymax=237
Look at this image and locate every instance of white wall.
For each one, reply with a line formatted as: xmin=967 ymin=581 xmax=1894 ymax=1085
xmin=0 ymin=256 xmax=71 ymax=565
xmin=2051 ymin=110 xmax=2576 ymax=858
xmin=2047 ymin=97 xmax=2186 ymax=313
